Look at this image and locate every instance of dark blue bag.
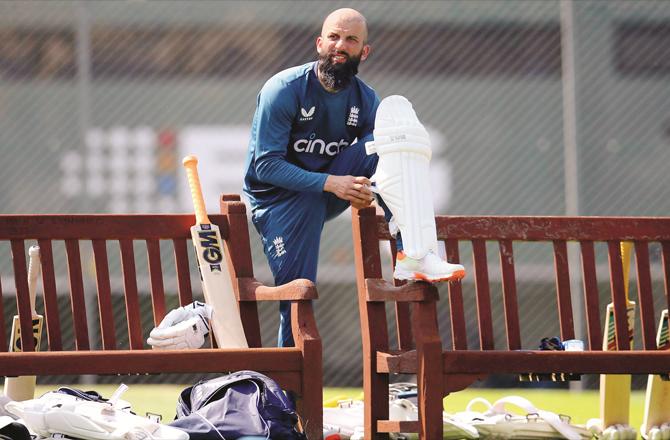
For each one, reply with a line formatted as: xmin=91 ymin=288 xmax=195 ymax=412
xmin=169 ymin=370 xmax=306 ymax=440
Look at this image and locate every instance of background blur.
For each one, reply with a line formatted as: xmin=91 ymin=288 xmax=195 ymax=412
xmin=0 ymin=0 xmax=668 ymax=388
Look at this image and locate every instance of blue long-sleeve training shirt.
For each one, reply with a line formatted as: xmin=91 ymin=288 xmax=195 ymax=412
xmin=243 ymin=61 xmax=379 ymax=210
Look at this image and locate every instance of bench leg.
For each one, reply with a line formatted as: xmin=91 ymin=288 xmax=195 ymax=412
xmin=366 ymin=371 xmax=390 ymax=439
xmin=363 ymin=302 xmax=391 ymax=440
xmin=414 ymin=302 xmax=444 ymax=440
xmin=292 ymin=301 xmax=323 ymax=439
xmin=299 ymin=389 xmax=323 ymax=440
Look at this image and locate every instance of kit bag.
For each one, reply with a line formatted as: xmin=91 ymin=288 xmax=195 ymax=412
xmin=170 ymin=370 xmax=306 ymax=440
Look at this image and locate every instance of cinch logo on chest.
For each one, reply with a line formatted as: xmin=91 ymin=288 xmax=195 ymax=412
xmin=198 ymin=229 xmax=222 ymax=272
xmin=293 ymin=138 xmax=349 ymax=156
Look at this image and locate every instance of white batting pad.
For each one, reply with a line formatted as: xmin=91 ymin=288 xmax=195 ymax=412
xmin=366 ymin=95 xmax=437 ymax=259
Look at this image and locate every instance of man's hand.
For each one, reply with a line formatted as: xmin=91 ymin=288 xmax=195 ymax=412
xmin=324 ymin=175 xmax=375 ymax=209
xmin=147 ymin=301 xmax=213 ymax=350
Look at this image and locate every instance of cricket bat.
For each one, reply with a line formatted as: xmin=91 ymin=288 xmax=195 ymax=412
xmin=641 ymin=309 xmax=670 ymax=436
xmin=182 ymin=155 xmax=248 ymax=348
xmin=4 ymin=245 xmax=43 ymax=401
xmin=599 ymin=241 xmax=636 ymax=427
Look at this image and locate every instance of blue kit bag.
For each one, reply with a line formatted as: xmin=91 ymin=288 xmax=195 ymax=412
xmin=169 ymin=370 xmax=306 ymax=440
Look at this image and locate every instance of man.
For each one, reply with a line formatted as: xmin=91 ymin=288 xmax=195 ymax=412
xmin=147 ymin=8 xmax=465 ymax=351
xmin=243 ymin=8 xmax=465 ymax=347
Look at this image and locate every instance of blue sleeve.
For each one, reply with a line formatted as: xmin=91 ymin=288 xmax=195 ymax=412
xmin=252 ymin=78 xmax=328 ymax=193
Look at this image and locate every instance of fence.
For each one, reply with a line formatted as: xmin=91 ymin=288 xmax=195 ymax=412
xmin=0 ymin=0 xmax=669 ymax=387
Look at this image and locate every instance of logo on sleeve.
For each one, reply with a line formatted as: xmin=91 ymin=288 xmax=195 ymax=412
xmin=300 ymin=106 xmax=315 ymax=121
xmin=272 ymin=236 xmax=287 ymax=257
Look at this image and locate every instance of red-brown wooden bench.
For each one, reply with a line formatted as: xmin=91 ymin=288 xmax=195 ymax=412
xmin=352 ymin=206 xmax=670 ymax=439
xmin=0 ymin=194 xmax=322 ymax=439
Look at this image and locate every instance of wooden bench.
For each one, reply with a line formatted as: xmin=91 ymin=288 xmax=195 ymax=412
xmin=352 ymin=206 xmax=670 ymax=439
xmin=0 ymin=194 xmax=322 ymax=439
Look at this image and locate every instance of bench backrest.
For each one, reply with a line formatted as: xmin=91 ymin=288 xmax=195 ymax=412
xmin=354 ymin=207 xmax=670 ymax=352
xmin=0 ymin=196 xmax=262 ymax=352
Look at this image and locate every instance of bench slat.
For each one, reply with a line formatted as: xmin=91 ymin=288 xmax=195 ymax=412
xmin=472 ymin=239 xmax=494 ymax=349
xmin=438 ymin=216 xmax=670 ymax=241
xmin=499 ymin=240 xmax=521 ymax=350
xmin=607 ymin=241 xmax=632 ymax=350
xmin=92 ymin=239 xmax=117 ymax=350
xmin=65 ymin=239 xmax=89 ymax=350
xmin=10 ymin=240 xmax=34 ymax=352
xmin=37 ymin=239 xmax=61 ymax=351
xmin=365 ymin=279 xmax=438 ymax=302
xmin=0 ymin=260 xmax=5 ymax=351
xmin=378 ymin=420 xmax=419 ymax=434
xmin=0 ymin=348 xmax=304 ymax=376
xmin=173 ymin=238 xmax=193 ymax=306
xmin=579 ymin=241 xmax=602 ymax=350
xmin=146 ymin=239 xmax=166 ymax=327
xmin=443 ymin=350 xmax=670 ymax=374
xmin=445 ymin=239 xmax=467 ymax=350
xmin=634 ymin=241 xmax=657 ymax=350
xmin=663 ymin=242 xmax=670 ymax=314
xmin=119 ymin=239 xmax=143 ymax=350
xmin=0 ymin=215 xmax=211 ymax=240
xmin=553 ymin=240 xmax=575 ymax=341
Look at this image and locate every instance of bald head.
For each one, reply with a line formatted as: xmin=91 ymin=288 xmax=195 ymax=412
xmin=316 ymin=7 xmax=371 ymax=91
xmin=321 ymin=8 xmax=368 ymax=43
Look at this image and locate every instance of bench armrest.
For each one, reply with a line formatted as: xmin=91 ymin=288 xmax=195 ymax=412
xmin=365 ymin=278 xmax=439 ymax=302
xmin=237 ymin=277 xmax=318 ymax=301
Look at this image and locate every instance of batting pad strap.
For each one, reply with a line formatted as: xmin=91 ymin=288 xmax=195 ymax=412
xmin=367 ymin=139 xmax=431 ymax=158
xmin=237 ymin=278 xmax=318 ymax=301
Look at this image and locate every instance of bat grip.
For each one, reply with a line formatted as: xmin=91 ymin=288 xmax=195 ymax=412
xmin=182 ymin=155 xmax=210 ymax=225
xmin=27 ymin=245 xmax=41 ymax=317
xmin=620 ymin=241 xmax=633 ymax=303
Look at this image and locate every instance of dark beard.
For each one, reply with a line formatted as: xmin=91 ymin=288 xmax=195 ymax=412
xmin=318 ymin=51 xmax=361 ymax=91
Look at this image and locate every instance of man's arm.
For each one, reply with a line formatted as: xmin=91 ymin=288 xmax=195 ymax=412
xmin=252 ymin=79 xmax=329 ymax=193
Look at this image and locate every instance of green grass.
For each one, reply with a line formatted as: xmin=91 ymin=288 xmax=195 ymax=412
xmin=34 ymin=384 xmax=647 ymax=431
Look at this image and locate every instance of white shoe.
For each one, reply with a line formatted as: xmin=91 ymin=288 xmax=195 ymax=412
xmin=394 ymin=251 xmax=466 ymax=282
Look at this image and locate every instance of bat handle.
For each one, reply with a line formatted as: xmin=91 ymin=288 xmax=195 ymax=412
xmin=182 ymin=155 xmax=210 ymax=225
xmin=620 ymin=241 xmax=633 ymax=303
xmin=27 ymin=245 xmax=41 ymax=317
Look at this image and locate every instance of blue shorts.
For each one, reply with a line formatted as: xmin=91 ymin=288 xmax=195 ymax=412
xmin=250 ymin=140 xmax=378 ymax=347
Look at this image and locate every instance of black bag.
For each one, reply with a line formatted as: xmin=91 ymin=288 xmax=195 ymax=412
xmin=0 ymin=421 xmax=31 ymax=440
xmin=169 ymin=370 xmax=306 ymax=440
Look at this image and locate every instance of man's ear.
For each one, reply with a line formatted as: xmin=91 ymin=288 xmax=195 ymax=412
xmin=361 ymin=44 xmax=371 ymax=62
xmin=316 ymin=36 xmax=324 ymax=55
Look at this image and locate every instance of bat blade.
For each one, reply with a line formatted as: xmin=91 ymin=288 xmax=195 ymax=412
xmin=642 ymin=309 xmax=670 ymax=435
xmin=4 ymin=245 xmax=43 ymax=401
xmin=600 ymin=241 xmax=635 ymax=428
xmin=183 ymin=155 xmax=248 ymax=348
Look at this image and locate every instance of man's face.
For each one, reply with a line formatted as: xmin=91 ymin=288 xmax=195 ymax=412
xmin=316 ymin=16 xmax=370 ymax=90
